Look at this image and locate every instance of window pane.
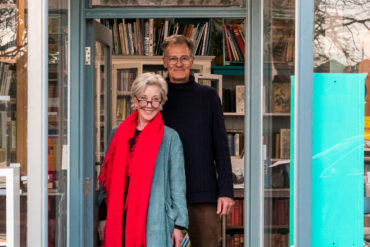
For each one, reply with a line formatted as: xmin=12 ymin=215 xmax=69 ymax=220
xmin=0 ymin=0 xmax=28 ymax=245
xmin=263 ymin=0 xmax=294 ymax=245
xmin=313 ymin=0 xmax=370 ymax=245
xmin=91 ymin=0 xmax=244 ymax=8
xmin=48 ymin=0 xmax=69 ymax=246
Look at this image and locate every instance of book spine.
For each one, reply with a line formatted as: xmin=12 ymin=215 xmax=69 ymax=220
xmin=113 ymin=19 xmax=120 ymax=54
xmin=128 ymin=23 xmax=134 ymax=55
xmin=118 ymin=23 xmax=126 ymax=55
xmin=201 ymin=22 xmax=208 ymax=56
xmin=232 ymin=24 xmax=245 ymax=59
xmin=149 ymin=18 xmax=154 ymax=56
xmin=224 ymin=25 xmax=233 ymax=62
xmin=121 ymin=19 xmax=129 ymax=55
xmin=228 ymin=26 xmax=243 ymax=61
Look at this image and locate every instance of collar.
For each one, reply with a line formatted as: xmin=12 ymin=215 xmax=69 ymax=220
xmin=166 ymin=75 xmax=197 ymax=91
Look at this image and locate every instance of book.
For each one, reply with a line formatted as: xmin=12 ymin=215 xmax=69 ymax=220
xmin=232 ymin=24 xmax=245 ymax=57
xmin=280 ymin=128 xmax=290 ymax=159
xmin=113 ymin=19 xmax=120 ymax=54
xmin=224 ymin=24 xmax=232 ymax=62
xmin=271 ymin=83 xmax=290 ymax=113
xmin=181 ymin=232 xmax=190 ymax=247
xmin=235 ymin=85 xmax=245 ymax=113
xmin=231 ymin=157 xmax=244 ymax=188
xmin=274 ymin=133 xmax=280 ymax=159
xmin=121 ymin=18 xmax=129 ymax=54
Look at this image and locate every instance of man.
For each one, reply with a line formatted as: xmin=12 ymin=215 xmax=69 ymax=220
xmin=161 ymin=35 xmax=235 ymax=247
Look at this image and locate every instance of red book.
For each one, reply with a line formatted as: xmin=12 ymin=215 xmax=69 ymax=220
xmin=224 ymin=24 xmax=233 ymax=62
xmin=232 ymin=24 xmax=245 ymax=58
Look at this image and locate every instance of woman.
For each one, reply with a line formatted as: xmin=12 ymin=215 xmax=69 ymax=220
xmin=97 ymin=73 xmax=188 ymax=247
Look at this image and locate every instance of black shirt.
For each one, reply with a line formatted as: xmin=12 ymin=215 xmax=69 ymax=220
xmin=162 ymin=76 xmax=234 ymax=203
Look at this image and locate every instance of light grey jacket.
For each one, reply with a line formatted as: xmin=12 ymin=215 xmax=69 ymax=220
xmin=146 ymin=126 xmax=188 ymax=246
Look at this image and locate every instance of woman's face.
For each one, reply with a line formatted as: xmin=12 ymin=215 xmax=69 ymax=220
xmin=134 ymin=85 xmax=162 ymax=124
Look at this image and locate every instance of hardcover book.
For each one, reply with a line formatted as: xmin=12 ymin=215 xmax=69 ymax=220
xmin=235 ymin=85 xmax=245 ymax=114
xmin=271 ymin=83 xmax=290 ymax=113
xmin=231 ymin=157 xmax=244 ymax=188
xmin=279 ymin=128 xmax=290 ymax=159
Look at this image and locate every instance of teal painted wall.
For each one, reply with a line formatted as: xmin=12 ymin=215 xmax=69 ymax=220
xmin=290 ymin=73 xmax=366 ymax=246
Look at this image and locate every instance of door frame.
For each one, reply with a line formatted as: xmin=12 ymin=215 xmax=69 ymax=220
xmin=82 ymin=19 xmax=112 ymax=247
xmin=69 ymin=1 xmax=314 ymax=247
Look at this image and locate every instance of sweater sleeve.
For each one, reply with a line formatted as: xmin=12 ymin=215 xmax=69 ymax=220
xmin=169 ymin=131 xmax=189 ymax=229
xmin=210 ymin=90 xmax=234 ymax=199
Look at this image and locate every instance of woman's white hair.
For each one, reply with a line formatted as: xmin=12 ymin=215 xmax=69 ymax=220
xmin=131 ymin=72 xmax=168 ymax=110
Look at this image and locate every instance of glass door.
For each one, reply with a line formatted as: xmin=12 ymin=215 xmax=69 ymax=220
xmin=84 ymin=20 xmax=112 ymax=247
xmin=262 ymin=0 xmax=294 ymax=246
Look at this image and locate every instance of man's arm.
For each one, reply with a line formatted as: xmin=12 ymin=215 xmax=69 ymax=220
xmin=210 ymin=90 xmax=235 ymax=214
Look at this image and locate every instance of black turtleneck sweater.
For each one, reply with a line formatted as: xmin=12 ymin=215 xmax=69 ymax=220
xmin=162 ymin=76 xmax=234 ymax=203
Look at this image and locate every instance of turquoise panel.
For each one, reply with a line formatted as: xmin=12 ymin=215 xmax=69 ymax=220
xmin=290 ymin=73 xmax=366 ymax=246
xmin=290 ymin=80 xmax=295 ymax=246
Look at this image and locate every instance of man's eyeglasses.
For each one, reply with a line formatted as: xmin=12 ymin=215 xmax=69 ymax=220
xmin=135 ymin=96 xmax=161 ymax=108
xmin=165 ymin=56 xmax=192 ymax=65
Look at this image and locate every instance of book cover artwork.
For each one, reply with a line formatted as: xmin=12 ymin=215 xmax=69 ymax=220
xmin=271 ymin=83 xmax=290 ymax=113
xmin=231 ymin=157 xmax=244 ymax=188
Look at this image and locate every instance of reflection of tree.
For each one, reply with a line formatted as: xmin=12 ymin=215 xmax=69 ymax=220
xmin=314 ymin=0 xmax=370 ymax=67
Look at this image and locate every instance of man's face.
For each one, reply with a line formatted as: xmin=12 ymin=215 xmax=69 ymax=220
xmin=163 ymin=43 xmax=194 ymax=84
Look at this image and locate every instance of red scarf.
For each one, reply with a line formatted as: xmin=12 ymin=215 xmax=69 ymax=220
xmin=98 ymin=110 xmax=163 ymax=247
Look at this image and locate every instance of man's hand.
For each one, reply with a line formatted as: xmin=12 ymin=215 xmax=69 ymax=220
xmin=217 ymin=197 xmax=235 ymax=216
xmin=98 ymin=220 xmax=106 ymax=242
xmin=171 ymin=228 xmax=184 ymax=247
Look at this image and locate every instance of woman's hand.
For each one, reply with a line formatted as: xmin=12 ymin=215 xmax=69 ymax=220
xmin=98 ymin=220 xmax=106 ymax=242
xmin=171 ymin=228 xmax=184 ymax=247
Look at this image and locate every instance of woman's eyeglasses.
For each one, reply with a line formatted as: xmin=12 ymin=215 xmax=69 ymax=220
xmin=136 ymin=96 xmax=161 ymax=108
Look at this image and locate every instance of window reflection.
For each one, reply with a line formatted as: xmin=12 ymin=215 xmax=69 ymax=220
xmin=91 ymin=0 xmax=244 ymax=7
xmin=48 ymin=0 xmax=69 ymax=246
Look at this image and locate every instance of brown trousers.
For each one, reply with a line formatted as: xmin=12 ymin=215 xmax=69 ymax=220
xmin=187 ymin=203 xmax=221 ymax=247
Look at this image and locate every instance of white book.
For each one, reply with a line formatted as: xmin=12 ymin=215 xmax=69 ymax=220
xmin=235 ymin=85 xmax=245 ymax=113
xmin=164 ymin=20 xmax=169 ymax=40
xmin=234 ymin=133 xmax=240 ymax=157
xmin=148 ymin=18 xmax=154 ymax=56
xmin=280 ymin=128 xmax=290 ymax=159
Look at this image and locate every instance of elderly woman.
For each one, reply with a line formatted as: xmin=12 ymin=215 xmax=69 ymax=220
xmin=97 ymin=73 xmax=188 ymax=247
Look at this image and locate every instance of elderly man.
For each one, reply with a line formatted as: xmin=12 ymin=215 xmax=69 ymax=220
xmin=161 ymin=35 xmax=235 ymax=247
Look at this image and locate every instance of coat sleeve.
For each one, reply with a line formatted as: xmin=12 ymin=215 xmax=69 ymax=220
xmin=210 ymin=90 xmax=234 ymax=199
xmin=169 ymin=131 xmax=189 ymax=229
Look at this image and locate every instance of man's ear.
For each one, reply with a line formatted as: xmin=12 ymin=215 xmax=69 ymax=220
xmin=163 ymin=57 xmax=168 ymax=69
